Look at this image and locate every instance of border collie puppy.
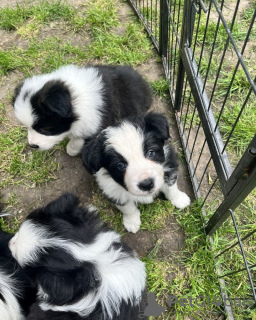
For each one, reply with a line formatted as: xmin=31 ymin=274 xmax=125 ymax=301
xmin=82 ymin=112 xmax=191 ymax=233
xmin=0 ymin=212 xmax=36 ymax=319
xmin=8 ymin=194 xmax=147 ymax=319
xmin=13 ymin=64 xmax=152 ymax=156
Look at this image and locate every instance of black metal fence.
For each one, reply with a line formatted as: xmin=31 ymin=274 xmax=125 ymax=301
xmin=129 ymin=0 xmax=256 ymax=318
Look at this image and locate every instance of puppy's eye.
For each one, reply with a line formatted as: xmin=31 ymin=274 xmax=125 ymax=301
xmin=37 ymin=128 xmax=51 ymax=135
xmin=117 ymin=162 xmax=127 ymax=170
xmin=147 ymin=150 xmax=156 ymax=158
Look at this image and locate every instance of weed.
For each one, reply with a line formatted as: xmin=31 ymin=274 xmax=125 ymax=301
xmin=149 ymin=79 xmax=170 ymax=98
xmin=87 ymin=22 xmax=152 ymax=65
xmin=85 ymin=0 xmax=119 ymax=30
xmin=0 ymin=1 xmax=75 ymax=30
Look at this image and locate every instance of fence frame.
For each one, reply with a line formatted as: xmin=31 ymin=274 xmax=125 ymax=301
xmin=128 ymin=0 xmax=256 ymax=317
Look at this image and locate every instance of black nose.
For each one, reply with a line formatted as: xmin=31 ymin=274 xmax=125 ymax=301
xmin=30 ymin=144 xmax=39 ymax=149
xmin=138 ymin=178 xmax=154 ymax=191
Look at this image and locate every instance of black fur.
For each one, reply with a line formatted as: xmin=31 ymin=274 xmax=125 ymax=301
xmin=27 ymin=296 xmax=148 ymax=320
xmin=18 ymin=194 xmax=147 ymax=319
xmin=82 ymin=112 xmax=178 ymax=190
xmin=95 ymin=65 xmax=152 ymax=131
xmin=30 ymin=80 xmax=77 ymax=136
xmin=13 ymin=65 xmax=152 ymax=138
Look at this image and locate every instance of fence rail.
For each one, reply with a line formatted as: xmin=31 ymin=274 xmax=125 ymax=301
xmin=129 ymin=0 xmax=256 ymax=317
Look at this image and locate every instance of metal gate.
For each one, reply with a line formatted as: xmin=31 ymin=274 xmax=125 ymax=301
xmin=128 ymin=0 xmax=256 ymax=317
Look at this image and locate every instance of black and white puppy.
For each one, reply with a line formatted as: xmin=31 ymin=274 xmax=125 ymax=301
xmin=82 ymin=112 xmax=191 ymax=233
xmin=13 ymin=64 xmax=152 ymax=156
xmin=8 ymin=194 xmax=147 ymax=319
xmin=0 ymin=209 xmax=36 ymax=320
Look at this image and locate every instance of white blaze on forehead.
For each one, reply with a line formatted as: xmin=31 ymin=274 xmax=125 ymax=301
xmin=105 ymin=122 xmax=145 ymax=160
xmin=105 ymin=121 xmax=165 ymax=196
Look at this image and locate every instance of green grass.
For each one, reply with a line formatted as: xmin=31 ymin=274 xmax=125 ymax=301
xmin=197 ymin=20 xmax=250 ymax=51
xmin=210 ymin=190 xmax=256 ymax=319
xmin=149 ymin=79 xmax=170 ymax=98
xmin=219 ymin=101 xmax=256 ymax=155
xmin=0 ymin=1 xmax=75 ymax=30
xmin=87 ymin=22 xmax=152 ymax=65
xmin=0 ymin=126 xmax=59 ymax=187
xmin=85 ymin=0 xmax=119 ymax=30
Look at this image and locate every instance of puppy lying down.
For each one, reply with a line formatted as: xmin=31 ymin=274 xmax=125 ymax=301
xmin=13 ymin=64 xmax=152 ymax=156
xmin=82 ymin=112 xmax=191 ymax=233
xmin=8 ymin=194 xmax=147 ymax=319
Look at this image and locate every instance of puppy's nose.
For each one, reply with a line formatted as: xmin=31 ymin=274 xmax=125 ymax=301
xmin=138 ymin=178 xmax=154 ymax=191
xmin=30 ymin=144 xmax=39 ymax=149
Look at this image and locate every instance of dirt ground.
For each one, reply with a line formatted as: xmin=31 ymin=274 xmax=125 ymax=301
xmin=0 ymin=0 xmax=194 ymax=274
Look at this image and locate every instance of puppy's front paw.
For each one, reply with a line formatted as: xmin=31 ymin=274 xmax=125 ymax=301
xmin=66 ymin=141 xmax=80 ymax=156
xmin=123 ymin=215 xmax=141 ymax=233
xmin=171 ymin=191 xmax=191 ymax=209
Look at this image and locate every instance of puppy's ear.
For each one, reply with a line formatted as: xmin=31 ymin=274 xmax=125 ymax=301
xmin=12 ymin=81 xmax=24 ymax=105
xmin=82 ymin=136 xmax=104 ymax=174
xmin=144 ymin=112 xmax=170 ymax=140
xmin=37 ymin=262 xmax=100 ymax=306
xmin=45 ymin=193 xmax=79 ymax=216
xmin=38 ymin=80 xmax=72 ymax=118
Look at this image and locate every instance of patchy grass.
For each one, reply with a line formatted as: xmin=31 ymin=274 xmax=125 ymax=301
xmin=85 ymin=0 xmax=119 ymax=30
xmin=87 ymin=22 xmax=152 ymax=65
xmin=149 ymin=79 xmax=171 ymax=98
xmin=140 ymin=200 xmax=174 ymax=232
xmin=0 ymin=127 xmax=59 ymax=188
xmin=219 ymin=100 xmax=255 ymax=155
xmin=0 ymin=0 xmax=75 ymax=30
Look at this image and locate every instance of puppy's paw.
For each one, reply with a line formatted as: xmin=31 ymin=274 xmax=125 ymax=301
xmin=123 ymin=215 xmax=141 ymax=233
xmin=66 ymin=141 xmax=81 ymax=156
xmin=171 ymin=191 xmax=191 ymax=209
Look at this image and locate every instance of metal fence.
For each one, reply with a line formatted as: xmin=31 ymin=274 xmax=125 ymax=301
xmin=129 ymin=0 xmax=256 ymax=317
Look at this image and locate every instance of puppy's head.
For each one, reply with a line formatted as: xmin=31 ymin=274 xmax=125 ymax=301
xmin=83 ymin=112 xmax=170 ymax=196
xmin=8 ymin=194 xmax=101 ymax=307
xmin=13 ymin=78 xmax=77 ymax=151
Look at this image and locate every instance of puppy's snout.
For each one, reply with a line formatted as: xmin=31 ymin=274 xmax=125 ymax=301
xmin=138 ymin=178 xmax=154 ymax=191
xmin=29 ymin=144 xmax=39 ymax=149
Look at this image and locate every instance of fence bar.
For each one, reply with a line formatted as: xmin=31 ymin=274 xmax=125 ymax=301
xmin=205 ymin=138 xmax=256 ymax=235
xmin=181 ymin=46 xmax=233 ymax=190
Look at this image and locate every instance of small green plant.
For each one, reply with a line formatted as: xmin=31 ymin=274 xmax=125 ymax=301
xmin=87 ymin=22 xmax=152 ymax=65
xmin=150 ymin=79 xmax=170 ymax=98
xmin=0 ymin=1 xmax=75 ymax=30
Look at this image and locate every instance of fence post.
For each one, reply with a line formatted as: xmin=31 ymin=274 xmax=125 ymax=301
xmin=159 ymin=0 xmax=169 ymax=58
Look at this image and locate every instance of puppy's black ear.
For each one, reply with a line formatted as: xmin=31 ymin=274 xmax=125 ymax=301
xmin=45 ymin=193 xmax=79 ymax=216
xmin=39 ymin=80 xmax=72 ymax=118
xmin=37 ymin=262 xmax=100 ymax=306
xmin=12 ymin=81 xmax=24 ymax=105
xmin=82 ymin=136 xmax=104 ymax=174
xmin=144 ymin=112 xmax=170 ymax=140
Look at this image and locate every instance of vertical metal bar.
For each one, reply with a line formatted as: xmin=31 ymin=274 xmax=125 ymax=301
xmin=229 ymin=209 xmax=256 ymax=302
xmin=159 ymin=0 xmax=169 ymax=58
xmin=174 ymin=0 xmax=191 ymax=111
